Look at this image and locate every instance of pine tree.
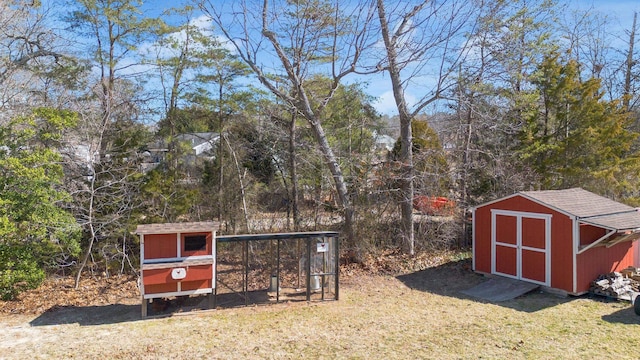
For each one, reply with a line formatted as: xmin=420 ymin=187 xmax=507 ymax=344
xmin=520 ymin=52 xmax=639 ymax=194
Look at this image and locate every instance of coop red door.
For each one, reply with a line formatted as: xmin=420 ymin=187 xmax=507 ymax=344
xmin=492 ymin=210 xmax=550 ymax=286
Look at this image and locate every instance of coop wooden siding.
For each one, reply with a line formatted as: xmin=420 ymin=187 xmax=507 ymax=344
xmin=181 ymin=279 xmax=211 ymax=291
xmin=144 ymin=283 xmax=178 ymax=294
xmin=143 ymin=265 xmax=214 ymax=285
xmin=143 ymin=233 xmax=178 ymax=259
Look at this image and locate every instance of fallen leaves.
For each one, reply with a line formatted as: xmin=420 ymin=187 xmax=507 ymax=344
xmin=0 ymin=274 xmax=139 ymax=314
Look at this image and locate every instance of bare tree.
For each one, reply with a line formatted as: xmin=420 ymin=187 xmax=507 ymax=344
xmin=0 ymin=1 xmax=74 ymax=121
xmin=623 ymin=12 xmax=638 ymax=112
xmin=198 ymin=0 xmax=378 ymax=250
xmin=448 ymin=0 xmax=556 ymax=202
xmin=64 ymin=0 xmax=158 ymax=287
xmin=558 ymin=7 xmax=612 ymax=79
xmin=375 ymin=0 xmax=476 ymax=255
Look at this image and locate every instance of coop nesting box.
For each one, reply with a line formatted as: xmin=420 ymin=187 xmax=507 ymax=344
xmin=136 ymin=221 xmax=218 ymax=317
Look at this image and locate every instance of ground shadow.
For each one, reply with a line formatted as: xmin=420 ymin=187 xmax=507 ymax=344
xmin=601 ymin=301 xmax=640 ymax=324
xmin=396 ymin=258 xmax=575 ymax=313
xmin=30 ymin=303 xmax=140 ymax=327
xmin=29 ymin=296 xmax=221 ymax=326
xmin=213 ymin=289 xmax=311 ymax=308
xmin=30 ymin=288 xmax=319 ymax=326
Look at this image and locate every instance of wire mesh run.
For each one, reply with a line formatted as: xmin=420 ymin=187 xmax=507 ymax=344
xmin=214 ymin=231 xmax=339 ymax=308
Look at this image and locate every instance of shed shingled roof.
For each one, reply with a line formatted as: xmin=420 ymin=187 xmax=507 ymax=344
xmin=519 ymin=188 xmax=640 ymax=231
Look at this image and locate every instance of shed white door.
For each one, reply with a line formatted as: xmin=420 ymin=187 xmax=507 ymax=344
xmin=491 ymin=210 xmax=551 ymax=286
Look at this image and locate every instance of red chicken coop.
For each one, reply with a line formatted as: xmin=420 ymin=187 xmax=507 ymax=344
xmin=136 ymin=221 xmax=218 ymax=318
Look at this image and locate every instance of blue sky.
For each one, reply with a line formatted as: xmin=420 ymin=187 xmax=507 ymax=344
xmin=370 ymin=0 xmax=640 ymax=115
xmin=49 ymin=0 xmax=640 ymax=116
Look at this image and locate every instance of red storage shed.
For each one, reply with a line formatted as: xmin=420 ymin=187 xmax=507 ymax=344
xmin=136 ymin=221 xmax=217 ymax=317
xmin=473 ymin=188 xmax=640 ymax=295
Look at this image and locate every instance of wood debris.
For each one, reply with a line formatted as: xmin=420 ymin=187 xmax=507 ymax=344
xmin=590 ymin=270 xmax=640 ymax=299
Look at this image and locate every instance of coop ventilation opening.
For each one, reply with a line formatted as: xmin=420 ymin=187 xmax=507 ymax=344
xmin=184 ymin=235 xmax=207 ymax=252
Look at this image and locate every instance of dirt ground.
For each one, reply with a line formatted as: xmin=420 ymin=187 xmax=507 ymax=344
xmin=0 ymin=249 xmax=455 ymax=315
xmin=2 ymin=250 xmax=639 ymax=359
xmin=0 ymin=251 xmax=478 ymax=359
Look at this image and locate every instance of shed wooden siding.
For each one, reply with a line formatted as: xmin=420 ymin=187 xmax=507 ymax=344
xmin=573 ymin=223 xmax=635 ymax=293
xmin=576 ymin=241 xmax=634 ymax=293
xmin=521 ymin=216 xmax=548 ymax=283
xmin=579 ymin=224 xmax=607 ymax=246
xmin=474 ymin=194 xmax=575 ymax=292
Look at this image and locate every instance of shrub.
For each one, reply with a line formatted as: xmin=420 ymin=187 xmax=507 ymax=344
xmin=0 ymin=243 xmax=45 ymax=301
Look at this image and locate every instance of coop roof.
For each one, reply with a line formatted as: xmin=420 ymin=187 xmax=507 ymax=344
xmin=519 ymin=188 xmax=640 ymax=232
xmin=135 ymin=221 xmax=218 ymax=235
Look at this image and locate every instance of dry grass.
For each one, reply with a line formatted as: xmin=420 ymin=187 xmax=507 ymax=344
xmin=2 ymin=255 xmax=640 ymax=359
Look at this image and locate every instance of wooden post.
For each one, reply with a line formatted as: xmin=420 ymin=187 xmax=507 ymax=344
xmin=141 ymin=298 xmax=147 ymax=318
xmin=306 ymin=238 xmax=311 ymax=302
xmin=335 ymin=234 xmax=339 ymax=300
xmin=140 ymin=233 xmax=146 ymax=318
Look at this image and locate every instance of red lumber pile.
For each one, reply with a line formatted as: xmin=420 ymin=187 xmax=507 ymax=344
xmin=412 ymin=196 xmax=456 ymax=216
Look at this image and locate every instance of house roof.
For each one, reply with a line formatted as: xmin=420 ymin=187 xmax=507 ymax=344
xmin=519 ymin=188 xmax=640 ymax=231
xmin=176 ymin=132 xmax=219 ymax=147
xmin=145 ymin=132 xmax=220 ymax=155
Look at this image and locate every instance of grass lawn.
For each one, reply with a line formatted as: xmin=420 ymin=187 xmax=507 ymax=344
xmin=2 ymin=256 xmax=640 ymax=359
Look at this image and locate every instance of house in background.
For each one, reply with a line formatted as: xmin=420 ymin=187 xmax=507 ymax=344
xmin=473 ymin=188 xmax=640 ymax=295
xmin=140 ymin=132 xmax=220 ymax=173
xmin=176 ymin=132 xmax=220 ymax=157
xmin=373 ymin=131 xmax=396 ymax=153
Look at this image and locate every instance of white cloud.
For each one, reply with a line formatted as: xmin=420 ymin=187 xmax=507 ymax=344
xmin=373 ymin=91 xmax=397 ymax=115
xmin=373 ymin=90 xmax=417 ymax=116
xmin=138 ymin=14 xmax=234 ymax=60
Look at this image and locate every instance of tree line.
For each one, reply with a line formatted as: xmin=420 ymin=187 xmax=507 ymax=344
xmin=1 ymin=0 xmax=640 ymax=299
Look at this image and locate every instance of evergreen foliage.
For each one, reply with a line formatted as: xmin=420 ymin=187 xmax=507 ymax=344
xmin=0 ymin=109 xmax=81 ymax=300
xmin=390 ymin=120 xmax=450 ymax=195
xmin=520 ymin=53 xmax=639 ymax=194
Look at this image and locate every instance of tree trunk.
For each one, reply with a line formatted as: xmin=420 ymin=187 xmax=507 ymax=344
xmin=624 ymin=12 xmax=637 ymax=112
xmin=217 ymin=95 xmax=224 ymax=223
xmin=225 ymin=134 xmax=250 ymax=234
xmin=289 ymin=111 xmax=301 ymax=232
xmin=307 ymin=115 xmax=355 ymax=248
xmin=377 ymin=0 xmax=414 ymax=255
xmin=75 ymin=166 xmax=97 ymax=289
